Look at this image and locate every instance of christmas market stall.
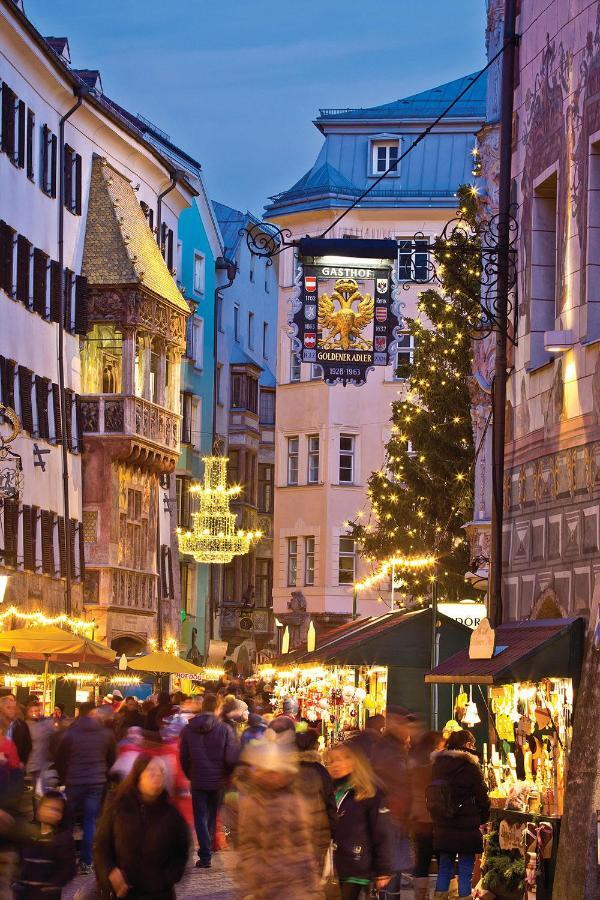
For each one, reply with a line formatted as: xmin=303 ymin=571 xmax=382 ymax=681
xmin=264 ymin=608 xmax=470 ymax=741
xmin=425 ymin=616 xmax=584 ymax=900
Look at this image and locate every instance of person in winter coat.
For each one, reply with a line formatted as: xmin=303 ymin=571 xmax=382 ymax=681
xmin=94 ymin=754 xmax=189 ymax=900
xmin=0 ymin=695 xmax=32 ymax=766
xmin=55 ymin=702 xmax=116 ymax=874
xmin=240 ymin=712 xmax=267 ymax=748
xmin=407 ymin=730 xmax=445 ymax=900
xmin=232 ymin=731 xmax=323 ymax=900
xmin=430 ymin=729 xmax=490 ymax=900
xmin=15 ymin=791 xmax=76 ymax=900
xmin=295 ymin=728 xmax=336 ymax=872
xmin=325 ymin=742 xmax=394 ymax=899
xmin=179 ymin=692 xmax=239 ymax=869
xmin=24 ymin=699 xmax=54 ymax=796
xmin=114 ymin=697 xmax=145 ymax=742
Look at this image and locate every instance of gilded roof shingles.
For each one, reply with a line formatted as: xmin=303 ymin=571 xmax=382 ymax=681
xmin=82 ymin=157 xmax=189 ymax=313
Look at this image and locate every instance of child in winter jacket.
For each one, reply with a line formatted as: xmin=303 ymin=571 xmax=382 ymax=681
xmin=15 ymin=791 xmax=76 ymax=900
xmin=326 ymin=742 xmax=394 ymax=900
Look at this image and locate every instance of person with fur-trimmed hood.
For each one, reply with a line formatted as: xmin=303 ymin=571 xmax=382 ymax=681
xmin=430 ymin=729 xmax=490 ymax=900
xmin=231 ymin=731 xmax=323 ymax=900
xmin=295 ymin=728 xmax=336 ymax=872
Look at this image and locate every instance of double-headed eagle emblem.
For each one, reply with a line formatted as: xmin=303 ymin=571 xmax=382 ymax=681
xmin=317 ymin=278 xmax=374 ymax=350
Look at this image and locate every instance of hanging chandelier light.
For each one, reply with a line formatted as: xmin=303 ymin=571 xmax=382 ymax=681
xmin=177 ymin=456 xmax=261 ymax=564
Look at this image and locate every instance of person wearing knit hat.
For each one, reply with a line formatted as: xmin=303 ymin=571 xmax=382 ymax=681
xmin=282 ymin=697 xmax=299 ymax=718
xmin=232 ymin=731 xmax=322 ymax=900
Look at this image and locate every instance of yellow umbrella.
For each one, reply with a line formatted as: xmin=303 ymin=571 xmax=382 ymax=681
xmin=0 ymin=625 xmax=115 ymax=664
xmin=127 ymin=651 xmax=205 ymax=676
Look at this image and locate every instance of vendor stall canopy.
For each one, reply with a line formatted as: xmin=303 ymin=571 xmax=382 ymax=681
xmin=283 ymin=608 xmax=469 ymax=667
xmin=425 ymin=618 xmax=585 ymax=685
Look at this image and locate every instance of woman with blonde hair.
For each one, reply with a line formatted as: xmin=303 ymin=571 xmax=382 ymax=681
xmin=325 ymin=742 xmax=394 ymax=899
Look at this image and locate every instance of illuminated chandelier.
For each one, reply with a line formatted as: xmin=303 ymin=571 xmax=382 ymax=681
xmin=177 ymin=456 xmax=261 ymax=564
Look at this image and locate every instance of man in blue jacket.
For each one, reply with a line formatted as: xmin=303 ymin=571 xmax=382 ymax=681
xmin=179 ymin=693 xmax=239 ymax=869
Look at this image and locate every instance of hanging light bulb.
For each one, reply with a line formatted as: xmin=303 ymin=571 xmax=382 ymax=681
xmin=177 ymin=456 xmax=261 ymax=563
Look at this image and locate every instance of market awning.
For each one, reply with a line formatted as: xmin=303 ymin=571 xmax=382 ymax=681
xmin=280 ymin=608 xmax=469 ymax=668
xmin=424 ymin=617 xmax=585 ymax=685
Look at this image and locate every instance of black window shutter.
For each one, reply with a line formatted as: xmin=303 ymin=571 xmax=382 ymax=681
xmin=63 ymin=268 xmax=72 ymax=330
xmin=50 ymin=134 xmax=57 ymax=198
xmin=0 ymin=220 xmax=15 ymax=295
xmin=18 ymin=366 xmax=33 ymax=433
xmin=31 ymin=506 xmax=38 ymax=572
xmin=22 ymin=505 xmax=34 ymax=571
xmin=16 ymin=234 xmax=31 ymax=306
xmin=75 ymin=154 xmax=82 ymax=215
xmin=75 ymin=394 xmax=83 ymax=450
xmin=40 ymin=124 xmax=48 ymax=190
xmin=2 ymin=500 xmax=18 ymax=568
xmin=79 ymin=522 xmax=85 ymax=580
xmin=26 ymin=109 xmax=34 ymax=179
xmin=0 ymin=357 xmax=16 ymax=411
xmin=74 ymin=275 xmax=88 ymax=334
xmin=16 ymin=100 xmax=25 ymax=169
xmin=41 ymin=511 xmax=54 ymax=576
xmin=52 ymin=383 xmax=62 ymax=442
xmin=64 ymin=388 xmax=73 ymax=450
xmin=35 ymin=376 xmax=50 ymax=439
xmin=57 ymin=516 xmax=67 ymax=577
xmin=64 ymin=145 xmax=72 ymax=210
xmin=69 ymin=518 xmax=77 ymax=580
xmin=32 ymin=248 xmax=48 ymax=316
xmin=167 ymin=228 xmax=174 ymax=271
xmin=160 ymin=545 xmax=169 ymax=597
xmin=167 ymin=547 xmax=174 ymax=598
xmin=1 ymin=84 xmax=15 ymax=158
xmin=49 ymin=260 xmax=60 ymax=322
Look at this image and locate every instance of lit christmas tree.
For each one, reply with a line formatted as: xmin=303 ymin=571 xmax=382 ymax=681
xmin=350 ymin=186 xmax=483 ymax=602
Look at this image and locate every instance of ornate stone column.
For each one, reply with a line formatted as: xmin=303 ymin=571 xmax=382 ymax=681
xmin=121 ymin=326 xmax=136 ymax=395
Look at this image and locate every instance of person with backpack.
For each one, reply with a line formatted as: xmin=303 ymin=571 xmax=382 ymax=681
xmin=427 ymin=729 xmax=490 ymax=900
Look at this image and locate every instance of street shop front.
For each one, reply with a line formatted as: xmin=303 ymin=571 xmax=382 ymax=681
xmin=426 ymin=616 xmax=584 ymax=900
xmin=266 ymin=608 xmax=470 ymax=737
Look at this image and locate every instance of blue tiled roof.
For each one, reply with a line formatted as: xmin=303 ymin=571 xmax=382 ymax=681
xmin=266 ymin=72 xmax=486 ymax=216
xmin=260 ymin=369 xmax=276 ymax=388
xmin=212 ymin=201 xmax=249 ymax=259
xmin=230 ymin=344 xmax=263 ymax=370
xmin=316 ymin=73 xmax=486 ymax=123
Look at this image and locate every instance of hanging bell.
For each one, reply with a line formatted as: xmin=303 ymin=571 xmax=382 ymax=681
xmin=462 ymin=700 xmax=481 ymax=727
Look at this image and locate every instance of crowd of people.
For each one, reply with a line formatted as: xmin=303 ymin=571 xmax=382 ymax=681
xmin=0 ymin=679 xmax=492 ymax=900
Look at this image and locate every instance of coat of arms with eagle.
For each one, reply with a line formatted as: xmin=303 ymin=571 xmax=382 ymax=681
xmin=317 ymin=278 xmax=375 ymax=351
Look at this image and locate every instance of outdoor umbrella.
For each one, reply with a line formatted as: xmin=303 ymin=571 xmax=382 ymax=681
xmin=0 ymin=625 xmax=115 ymax=707
xmin=127 ymin=650 xmax=205 ymax=677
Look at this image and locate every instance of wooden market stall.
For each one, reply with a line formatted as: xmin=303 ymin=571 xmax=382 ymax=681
xmin=425 ymin=616 xmax=584 ymax=900
xmin=266 ymin=608 xmax=470 ymax=735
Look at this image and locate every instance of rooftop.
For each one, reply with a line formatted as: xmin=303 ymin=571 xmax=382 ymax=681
xmin=82 ymin=156 xmax=189 ymax=312
xmin=315 ymin=73 xmax=487 ymax=124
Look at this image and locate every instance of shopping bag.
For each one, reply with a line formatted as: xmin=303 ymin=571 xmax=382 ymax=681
xmin=322 ymin=844 xmax=342 ymax=900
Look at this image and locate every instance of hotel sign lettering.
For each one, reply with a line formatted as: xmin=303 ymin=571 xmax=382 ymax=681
xmin=291 ymin=238 xmax=403 ymax=387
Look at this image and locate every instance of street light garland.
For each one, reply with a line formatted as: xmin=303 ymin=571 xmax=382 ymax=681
xmin=0 ymin=607 xmax=96 ymax=637
xmin=354 ymin=554 xmax=437 ymax=592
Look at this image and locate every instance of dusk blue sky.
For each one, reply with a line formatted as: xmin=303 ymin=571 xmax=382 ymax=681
xmin=25 ymin=0 xmax=487 ymax=215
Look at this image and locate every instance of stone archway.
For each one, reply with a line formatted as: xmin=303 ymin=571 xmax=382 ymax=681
xmin=111 ymin=633 xmax=147 ymax=656
xmin=531 ymin=587 xmax=566 ymax=620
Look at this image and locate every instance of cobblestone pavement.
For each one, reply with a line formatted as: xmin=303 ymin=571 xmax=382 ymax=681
xmin=65 ymin=851 xmax=426 ymax=899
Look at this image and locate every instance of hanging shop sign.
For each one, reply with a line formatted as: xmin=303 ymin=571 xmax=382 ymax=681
xmin=438 ymin=601 xmax=487 ymax=630
xmin=291 ymin=238 xmax=403 ymax=387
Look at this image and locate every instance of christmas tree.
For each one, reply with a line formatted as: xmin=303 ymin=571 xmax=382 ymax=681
xmin=350 ymin=186 xmax=484 ymax=603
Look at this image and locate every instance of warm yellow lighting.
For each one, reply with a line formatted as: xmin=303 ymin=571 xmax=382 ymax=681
xmin=201 ymin=666 xmax=225 ymax=680
xmin=354 ymin=553 xmax=437 ymax=591
xmin=110 ymin=674 xmax=142 ymax=686
xmin=0 ymin=607 xmax=95 ymax=637
xmin=177 ymin=456 xmax=260 ymax=563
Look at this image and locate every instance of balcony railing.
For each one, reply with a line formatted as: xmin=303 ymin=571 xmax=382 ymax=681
xmin=79 ymin=394 xmax=180 ymax=452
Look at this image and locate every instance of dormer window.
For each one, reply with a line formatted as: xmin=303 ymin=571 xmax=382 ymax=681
xmin=371 ymin=140 xmax=400 ymax=176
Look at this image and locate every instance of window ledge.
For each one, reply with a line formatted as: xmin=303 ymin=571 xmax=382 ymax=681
xmin=525 ymin=357 xmax=554 ymax=374
xmin=581 ymin=334 xmax=600 ymax=348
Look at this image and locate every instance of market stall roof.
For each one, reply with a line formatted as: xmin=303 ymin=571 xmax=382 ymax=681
xmin=425 ymin=617 xmax=585 ymax=685
xmin=280 ymin=609 xmax=469 ymax=668
xmin=0 ymin=626 xmax=116 ymax=664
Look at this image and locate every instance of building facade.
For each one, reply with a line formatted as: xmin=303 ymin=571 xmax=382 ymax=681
xmin=266 ymin=77 xmax=486 ymax=637
xmin=212 ymin=203 xmax=278 ymax=663
xmin=0 ymin=0 xmax=194 ymax=651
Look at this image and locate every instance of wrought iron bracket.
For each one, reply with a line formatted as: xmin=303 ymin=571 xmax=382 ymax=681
xmin=32 ymin=444 xmax=50 ymax=471
xmin=244 ymin=222 xmax=297 ymax=265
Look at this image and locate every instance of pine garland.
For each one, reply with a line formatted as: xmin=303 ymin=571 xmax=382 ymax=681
xmin=350 ymin=186 xmax=484 ymax=601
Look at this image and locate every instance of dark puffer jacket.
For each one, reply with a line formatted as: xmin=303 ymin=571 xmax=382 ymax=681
xmin=94 ymin=789 xmax=190 ymax=900
xmin=334 ymin=786 xmax=394 ymax=881
xmin=17 ymin=824 xmax=76 ymax=900
xmin=56 ymin=715 xmax=116 ymax=787
xmin=430 ymin=749 xmax=490 ymax=854
xmin=295 ymin=751 xmax=337 ymax=868
xmin=179 ymin=713 xmax=239 ymax=790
